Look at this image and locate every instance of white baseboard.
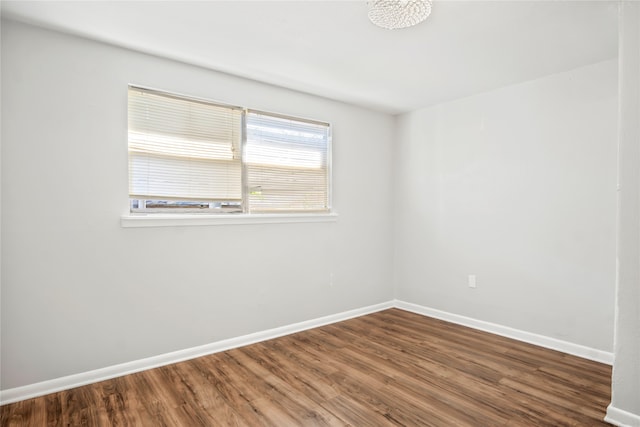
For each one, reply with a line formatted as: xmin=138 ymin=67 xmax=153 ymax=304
xmin=605 ymin=404 xmax=640 ymax=427
xmin=1 ymin=299 xmax=616 ymax=405
xmin=0 ymin=301 xmax=394 ymax=405
xmin=394 ymin=300 xmax=614 ymax=365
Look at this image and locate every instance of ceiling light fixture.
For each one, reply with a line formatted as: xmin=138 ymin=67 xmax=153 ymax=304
xmin=368 ymin=0 xmax=432 ymax=30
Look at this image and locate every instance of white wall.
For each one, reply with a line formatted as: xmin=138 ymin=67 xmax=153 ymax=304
xmin=0 ymin=20 xmax=395 ymax=390
xmin=607 ymin=2 xmax=640 ymax=425
xmin=0 ymin=15 xmax=626 ymax=401
xmin=394 ymin=59 xmax=618 ymax=352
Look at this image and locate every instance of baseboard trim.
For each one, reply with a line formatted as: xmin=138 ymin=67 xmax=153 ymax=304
xmin=0 ymin=301 xmax=393 ymax=405
xmin=1 ymin=299 xmax=616 ymax=405
xmin=605 ymin=404 xmax=640 ymax=427
xmin=394 ymin=300 xmax=614 ymax=365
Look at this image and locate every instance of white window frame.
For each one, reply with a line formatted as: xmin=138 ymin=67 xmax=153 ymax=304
xmin=122 ymin=86 xmax=336 ymax=227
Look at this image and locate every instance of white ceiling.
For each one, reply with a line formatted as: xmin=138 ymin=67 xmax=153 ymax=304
xmin=1 ymin=0 xmax=618 ymax=114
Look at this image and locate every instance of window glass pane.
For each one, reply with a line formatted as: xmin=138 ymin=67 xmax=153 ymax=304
xmin=128 ymin=87 xmax=243 ymax=205
xmin=246 ymin=111 xmax=330 ymax=213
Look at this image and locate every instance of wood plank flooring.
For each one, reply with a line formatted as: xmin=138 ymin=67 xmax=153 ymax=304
xmin=1 ymin=308 xmax=613 ymax=426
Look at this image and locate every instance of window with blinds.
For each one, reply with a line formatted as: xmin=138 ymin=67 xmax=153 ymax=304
xmin=128 ymin=86 xmax=331 ymax=214
xmin=246 ymin=111 xmax=330 ymax=213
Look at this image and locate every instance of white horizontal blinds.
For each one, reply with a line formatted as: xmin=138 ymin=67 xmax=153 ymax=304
xmin=128 ymin=87 xmax=243 ymax=202
xmin=246 ymin=111 xmax=330 ymax=213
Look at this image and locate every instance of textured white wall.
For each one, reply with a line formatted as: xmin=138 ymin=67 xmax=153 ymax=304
xmin=0 ymin=20 xmax=395 ymax=390
xmin=607 ymin=2 xmax=640 ymax=424
xmin=394 ymin=59 xmax=618 ymax=352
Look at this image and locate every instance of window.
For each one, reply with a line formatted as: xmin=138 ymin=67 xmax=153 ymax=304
xmin=128 ymin=87 xmax=331 ymax=215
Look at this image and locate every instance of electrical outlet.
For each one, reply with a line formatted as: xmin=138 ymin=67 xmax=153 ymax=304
xmin=468 ymin=274 xmax=477 ymax=288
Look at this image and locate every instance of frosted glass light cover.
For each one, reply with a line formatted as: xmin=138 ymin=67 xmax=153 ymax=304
xmin=368 ymin=0 xmax=432 ymax=30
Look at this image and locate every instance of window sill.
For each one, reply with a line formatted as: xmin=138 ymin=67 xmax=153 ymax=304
xmin=121 ymin=212 xmax=339 ymax=228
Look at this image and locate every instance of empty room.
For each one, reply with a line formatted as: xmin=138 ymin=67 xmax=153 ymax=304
xmin=1 ymin=1 xmax=639 ymax=426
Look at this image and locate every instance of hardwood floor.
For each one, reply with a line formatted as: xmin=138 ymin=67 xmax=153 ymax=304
xmin=1 ymin=308 xmax=612 ymax=426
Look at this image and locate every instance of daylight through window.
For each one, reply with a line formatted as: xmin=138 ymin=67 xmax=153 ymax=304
xmin=128 ymin=87 xmax=331 ymax=214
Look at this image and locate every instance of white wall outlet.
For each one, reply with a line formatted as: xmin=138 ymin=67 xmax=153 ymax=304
xmin=468 ymin=274 xmax=477 ymax=288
